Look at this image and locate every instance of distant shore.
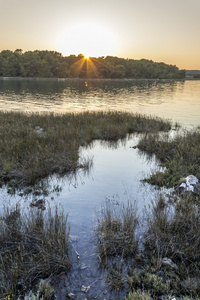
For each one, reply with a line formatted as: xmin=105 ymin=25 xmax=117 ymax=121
xmin=0 ymin=76 xmax=188 ymax=81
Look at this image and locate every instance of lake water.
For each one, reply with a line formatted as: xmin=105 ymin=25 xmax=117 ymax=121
xmin=0 ymin=78 xmax=199 ymax=299
xmin=0 ymin=78 xmax=200 ymax=128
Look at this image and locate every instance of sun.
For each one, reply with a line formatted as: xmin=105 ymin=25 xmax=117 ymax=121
xmin=58 ymin=21 xmax=117 ymax=58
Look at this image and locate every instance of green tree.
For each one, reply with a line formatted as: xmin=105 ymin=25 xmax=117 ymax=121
xmin=0 ymin=49 xmax=186 ymax=79
xmin=37 ymin=59 xmax=53 ymax=77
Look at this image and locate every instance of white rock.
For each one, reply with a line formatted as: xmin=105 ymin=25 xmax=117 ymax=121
xmin=178 ymin=175 xmax=199 ymax=194
xmin=186 ymin=185 xmax=194 ymax=192
xmin=68 ymin=293 xmax=75 ymax=299
xmin=81 ymin=285 xmax=90 ymax=293
xmin=179 ymin=182 xmax=186 ymax=189
xmin=186 ymin=175 xmax=199 ymax=185
xmin=162 ymin=257 xmax=178 ymax=270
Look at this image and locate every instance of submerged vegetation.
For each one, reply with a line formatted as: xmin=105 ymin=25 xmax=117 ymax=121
xmin=0 ymin=49 xmax=185 ymax=79
xmin=0 ymin=110 xmax=171 ymax=188
xmin=0 ymin=205 xmax=70 ymax=298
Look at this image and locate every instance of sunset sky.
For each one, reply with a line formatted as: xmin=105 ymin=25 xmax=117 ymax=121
xmin=1 ymin=0 xmax=200 ymax=70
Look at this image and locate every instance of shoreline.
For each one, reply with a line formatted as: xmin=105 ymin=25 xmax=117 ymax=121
xmin=0 ymin=76 xmax=187 ymax=81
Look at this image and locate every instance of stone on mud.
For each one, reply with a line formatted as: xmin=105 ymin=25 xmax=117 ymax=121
xmin=162 ymin=257 xmax=178 ymax=270
xmin=178 ymin=175 xmax=199 ymax=195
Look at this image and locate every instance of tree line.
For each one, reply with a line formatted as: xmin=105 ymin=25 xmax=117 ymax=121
xmin=0 ymin=49 xmax=185 ymax=79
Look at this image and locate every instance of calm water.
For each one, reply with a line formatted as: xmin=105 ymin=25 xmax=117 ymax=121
xmin=0 ymin=78 xmax=200 ymax=128
xmin=0 ymin=78 xmax=199 ymax=299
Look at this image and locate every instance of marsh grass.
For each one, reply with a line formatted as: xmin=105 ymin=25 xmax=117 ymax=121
xmin=95 ymin=194 xmax=200 ymax=297
xmin=96 ymin=199 xmax=138 ymax=261
xmin=138 ymin=129 xmax=200 ymax=188
xmin=0 ymin=111 xmax=171 ymax=188
xmin=127 ymin=194 xmax=200 ymax=298
xmin=0 ymin=205 xmax=70 ymax=299
xmin=144 ymin=195 xmax=200 ymax=264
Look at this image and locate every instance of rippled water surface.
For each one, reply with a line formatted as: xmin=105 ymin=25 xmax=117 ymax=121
xmin=0 ymin=78 xmax=200 ymax=128
xmin=0 ymin=78 xmax=199 ymax=299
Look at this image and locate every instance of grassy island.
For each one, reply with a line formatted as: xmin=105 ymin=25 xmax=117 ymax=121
xmin=0 ymin=110 xmax=171 ymax=188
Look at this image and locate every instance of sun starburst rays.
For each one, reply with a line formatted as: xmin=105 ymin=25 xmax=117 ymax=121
xmin=85 ymin=57 xmax=99 ymax=78
xmin=69 ymin=56 xmax=85 ymax=77
xmin=69 ymin=56 xmax=99 ymax=78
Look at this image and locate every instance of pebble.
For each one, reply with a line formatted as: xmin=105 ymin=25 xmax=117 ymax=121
xmin=68 ymin=292 xmax=75 ymax=299
xmin=81 ymin=285 xmax=90 ymax=293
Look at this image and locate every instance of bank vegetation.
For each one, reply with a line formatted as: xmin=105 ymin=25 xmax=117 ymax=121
xmin=0 ymin=49 xmax=185 ymax=79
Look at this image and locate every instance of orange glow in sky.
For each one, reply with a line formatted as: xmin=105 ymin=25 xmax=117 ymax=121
xmin=0 ymin=0 xmax=200 ymax=69
xmin=57 ymin=22 xmax=118 ymax=59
